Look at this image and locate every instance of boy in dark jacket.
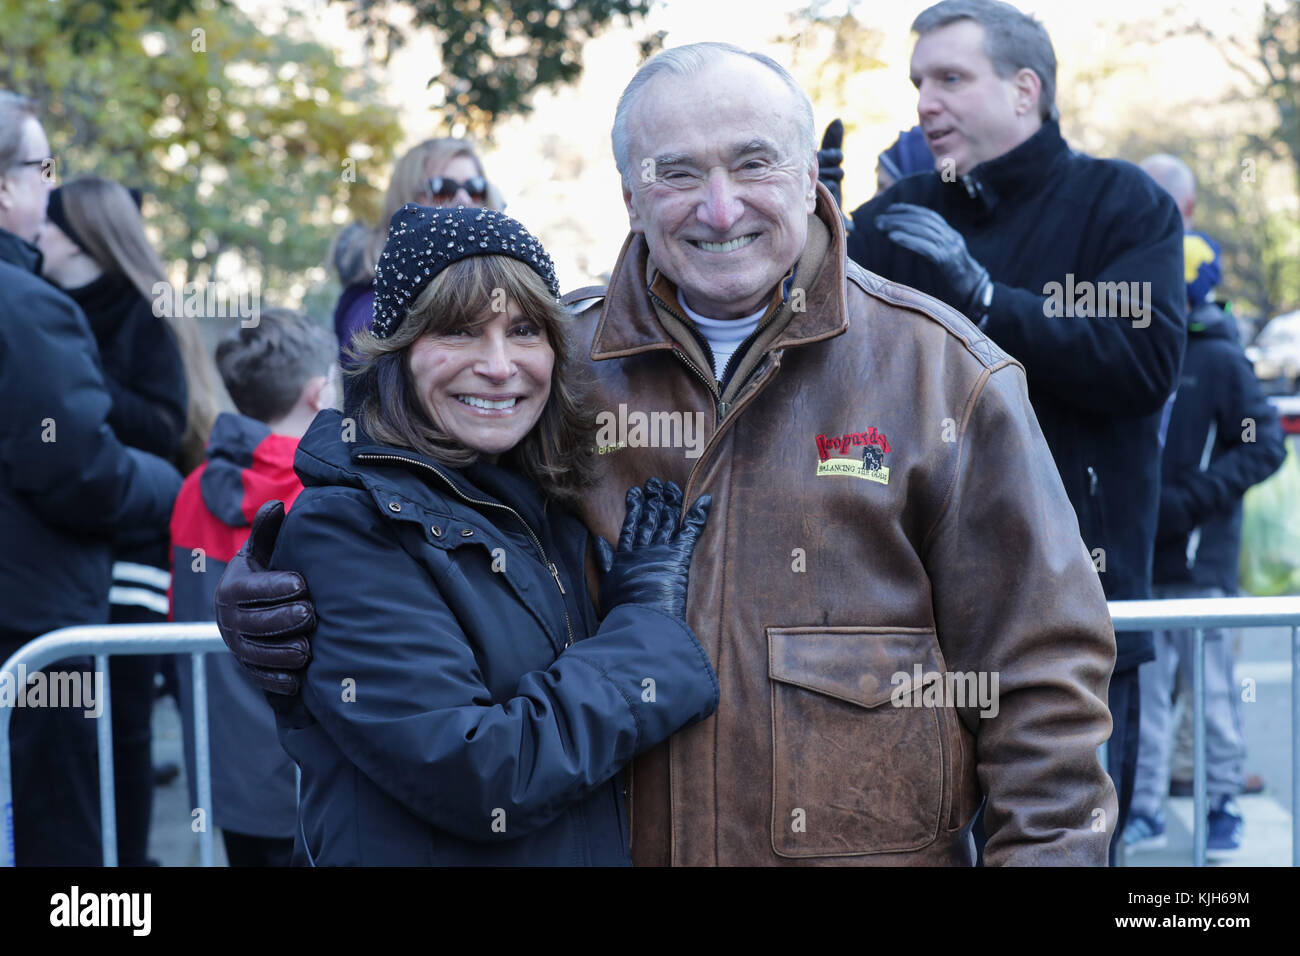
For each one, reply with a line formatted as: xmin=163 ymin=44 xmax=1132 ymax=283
xmin=1124 ymin=155 xmax=1286 ymax=857
xmin=169 ymin=309 xmax=335 ymax=865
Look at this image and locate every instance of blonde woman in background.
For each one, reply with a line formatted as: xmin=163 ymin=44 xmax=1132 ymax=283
xmin=39 ymin=175 xmax=220 ymax=866
xmin=330 ymin=137 xmax=502 ymax=365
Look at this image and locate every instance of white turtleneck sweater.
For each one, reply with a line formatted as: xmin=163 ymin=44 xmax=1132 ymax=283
xmin=677 ymin=290 xmax=764 ymax=382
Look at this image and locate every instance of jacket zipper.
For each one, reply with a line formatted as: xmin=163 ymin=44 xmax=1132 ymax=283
xmin=648 ymin=288 xmax=785 ymax=423
xmin=355 ymin=452 xmax=576 ymax=648
xmin=1185 ymin=419 xmax=1219 ymax=570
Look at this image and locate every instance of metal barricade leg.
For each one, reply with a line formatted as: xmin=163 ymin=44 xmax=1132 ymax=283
xmin=192 ymin=652 xmax=214 ymax=867
xmin=1293 ymin=625 xmax=1299 ymax=868
xmin=1 ymin=677 xmax=13 ymax=867
xmin=95 ymin=653 xmax=117 ymax=867
xmin=1193 ymin=628 xmax=1207 ymax=867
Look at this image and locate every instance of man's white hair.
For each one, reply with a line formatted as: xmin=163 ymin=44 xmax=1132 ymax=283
xmin=610 ymin=42 xmax=816 ymax=185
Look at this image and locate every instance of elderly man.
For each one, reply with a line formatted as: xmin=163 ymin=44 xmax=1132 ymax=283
xmin=836 ymin=0 xmax=1186 ymax=862
xmin=217 ymin=42 xmax=1118 ymax=865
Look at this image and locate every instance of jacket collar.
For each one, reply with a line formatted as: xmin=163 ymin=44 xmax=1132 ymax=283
xmin=294 ymin=408 xmax=549 ymax=526
xmin=0 ymin=227 xmax=42 ymax=275
xmin=591 ymin=182 xmax=850 ymax=362
xmin=953 ymin=119 xmax=1069 ymax=214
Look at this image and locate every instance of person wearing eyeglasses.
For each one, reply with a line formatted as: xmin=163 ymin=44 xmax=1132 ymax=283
xmin=330 ymin=138 xmax=503 ymax=372
xmin=0 ymin=91 xmax=182 ymax=865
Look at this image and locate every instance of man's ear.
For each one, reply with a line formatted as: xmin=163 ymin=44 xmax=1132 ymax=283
xmin=1013 ymin=68 xmax=1042 ymax=118
xmin=805 ymin=154 xmax=818 ymax=213
xmin=622 ymin=180 xmax=644 ymax=235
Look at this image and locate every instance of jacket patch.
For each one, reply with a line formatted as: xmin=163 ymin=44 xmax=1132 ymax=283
xmin=815 ymin=428 xmax=891 ymax=484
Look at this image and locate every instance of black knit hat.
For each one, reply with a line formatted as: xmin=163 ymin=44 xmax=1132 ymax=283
xmin=371 ymin=203 xmax=561 ymax=340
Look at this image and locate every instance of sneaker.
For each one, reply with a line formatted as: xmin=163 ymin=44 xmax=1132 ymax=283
xmin=1123 ymin=812 xmax=1167 ymax=851
xmin=1206 ymin=796 xmax=1244 ymax=859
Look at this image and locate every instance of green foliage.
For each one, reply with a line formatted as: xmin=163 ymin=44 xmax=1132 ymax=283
xmin=1116 ymin=126 xmax=1300 ymax=323
xmin=1 ymin=0 xmax=403 ymax=303
xmin=339 ymin=0 xmax=660 ymax=139
xmin=1166 ymin=0 xmax=1300 ymax=319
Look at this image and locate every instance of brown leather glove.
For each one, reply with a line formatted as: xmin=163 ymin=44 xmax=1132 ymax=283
xmin=214 ymin=500 xmax=316 ymax=695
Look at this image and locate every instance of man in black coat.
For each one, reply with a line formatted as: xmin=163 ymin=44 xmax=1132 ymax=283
xmin=834 ymin=0 xmax=1186 ymax=862
xmin=0 ymin=91 xmax=181 ymax=865
xmin=1124 ymin=154 xmax=1284 ymax=858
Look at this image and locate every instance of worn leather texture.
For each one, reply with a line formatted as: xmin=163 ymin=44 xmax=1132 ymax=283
xmin=567 ymin=184 xmax=1119 ymax=866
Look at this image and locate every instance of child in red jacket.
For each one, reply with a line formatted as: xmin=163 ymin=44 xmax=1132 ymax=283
xmin=169 ymin=308 xmax=335 ymax=866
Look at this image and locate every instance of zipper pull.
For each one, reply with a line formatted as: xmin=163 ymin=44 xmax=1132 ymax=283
xmin=1086 ymin=465 xmax=1098 ymax=495
xmin=717 ymin=400 xmax=731 ymax=419
xmin=548 ymin=562 xmax=566 ymax=595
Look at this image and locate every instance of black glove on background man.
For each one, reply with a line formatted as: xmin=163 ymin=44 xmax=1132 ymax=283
xmin=874 ymin=202 xmax=993 ymax=322
xmin=817 ymin=118 xmax=846 ymax=211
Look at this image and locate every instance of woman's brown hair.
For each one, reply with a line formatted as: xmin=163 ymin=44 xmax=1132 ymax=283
xmin=347 ymin=255 xmax=597 ymax=506
xmin=56 ymin=176 xmax=221 ymax=474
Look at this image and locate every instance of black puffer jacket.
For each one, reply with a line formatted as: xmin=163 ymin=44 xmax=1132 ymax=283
xmin=270 ymin=410 xmax=720 ymax=865
xmin=0 ymin=228 xmax=181 ymax=646
xmin=1153 ymin=302 xmax=1285 ymax=591
xmin=847 ymin=121 xmax=1187 ymax=671
xmin=62 ymin=271 xmax=187 ymax=575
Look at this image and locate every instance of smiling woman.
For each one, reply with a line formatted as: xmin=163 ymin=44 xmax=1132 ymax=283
xmin=347 ymin=218 xmax=593 ymax=503
xmin=257 ymin=203 xmax=719 ymax=866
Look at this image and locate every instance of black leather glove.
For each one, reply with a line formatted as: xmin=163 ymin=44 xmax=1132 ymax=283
xmin=817 ymin=118 xmax=845 ymax=211
xmin=873 ymin=202 xmax=992 ymax=318
xmin=593 ymin=477 xmax=711 ymax=620
xmin=213 ymin=500 xmax=316 ymax=695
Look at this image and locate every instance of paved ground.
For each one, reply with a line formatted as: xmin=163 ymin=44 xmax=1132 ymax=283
xmin=148 ymin=693 xmax=228 ymax=867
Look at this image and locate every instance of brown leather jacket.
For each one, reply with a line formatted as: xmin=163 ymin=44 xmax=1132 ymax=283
xmin=566 ymin=186 xmax=1118 ymax=866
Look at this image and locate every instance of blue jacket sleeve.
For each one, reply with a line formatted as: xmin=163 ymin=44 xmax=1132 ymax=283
xmin=271 ymin=490 xmax=719 ymax=843
xmin=2 ymin=284 xmax=181 ymax=535
xmin=1161 ymin=345 xmax=1287 ymax=534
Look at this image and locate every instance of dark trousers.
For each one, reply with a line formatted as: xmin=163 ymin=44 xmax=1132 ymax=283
xmin=1107 ymin=667 xmax=1141 ymax=866
xmin=109 ymin=602 xmax=162 ymax=866
xmin=223 ymin=829 xmax=294 ymax=867
xmin=3 ymin=634 xmax=102 ymax=867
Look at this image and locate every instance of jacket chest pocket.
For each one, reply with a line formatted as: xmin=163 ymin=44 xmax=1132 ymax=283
xmin=767 ymin=626 xmax=950 ymax=858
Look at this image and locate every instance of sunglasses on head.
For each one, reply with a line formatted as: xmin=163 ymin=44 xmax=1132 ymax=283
xmin=425 ymin=176 xmax=489 ymax=203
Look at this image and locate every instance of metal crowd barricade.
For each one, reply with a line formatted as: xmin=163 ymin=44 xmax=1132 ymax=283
xmin=1110 ymin=596 xmax=1300 ymax=867
xmin=1 ymin=603 xmax=1297 ymax=867
xmin=0 ymin=623 xmax=226 ymax=867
